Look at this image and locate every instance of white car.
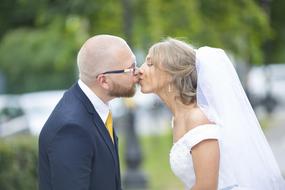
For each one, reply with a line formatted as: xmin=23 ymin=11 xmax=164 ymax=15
xmin=19 ymin=90 xmax=65 ymax=136
xmin=247 ymin=64 xmax=285 ymax=112
xmin=0 ymin=95 xmax=29 ymax=137
xmin=17 ymin=88 xmax=169 ymax=136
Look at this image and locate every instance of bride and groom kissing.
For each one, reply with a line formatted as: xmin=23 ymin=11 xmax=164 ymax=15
xmin=38 ymin=34 xmax=285 ymax=190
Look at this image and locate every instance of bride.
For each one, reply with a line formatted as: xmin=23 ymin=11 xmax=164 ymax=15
xmin=138 ymin=38 xmax=285 ymax=190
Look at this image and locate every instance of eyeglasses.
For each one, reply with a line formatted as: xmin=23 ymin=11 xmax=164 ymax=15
xmin=97 ymin=62 xmax=137 ymax=77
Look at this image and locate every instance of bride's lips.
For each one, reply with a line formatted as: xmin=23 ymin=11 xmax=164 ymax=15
xmin=138 ymin=71 xmax=144 ymax=85
xmin=138 ymin=78 xmax=143 ymax=86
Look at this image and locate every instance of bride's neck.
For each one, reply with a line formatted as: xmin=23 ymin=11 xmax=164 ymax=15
xmin=157 ymin=88 xmax=196 ymax=117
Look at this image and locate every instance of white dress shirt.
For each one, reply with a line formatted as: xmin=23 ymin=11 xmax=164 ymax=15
xmin=78 ymin=79 xmax=110 ymax=123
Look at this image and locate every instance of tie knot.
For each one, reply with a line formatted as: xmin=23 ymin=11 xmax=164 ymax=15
xmin=106 ymin=111 xmax=112 ymax=124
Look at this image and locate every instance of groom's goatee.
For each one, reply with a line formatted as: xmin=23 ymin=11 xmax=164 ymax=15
xmin=109 ymin=83 xmax=136 ymax=97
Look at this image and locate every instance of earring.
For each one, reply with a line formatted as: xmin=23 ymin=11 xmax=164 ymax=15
xmin=168 ymin=84 xmax=172 ymax=93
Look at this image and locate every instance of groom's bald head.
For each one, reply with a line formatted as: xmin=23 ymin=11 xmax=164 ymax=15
xmin=77 ymin=34 xmax=132 ymax=85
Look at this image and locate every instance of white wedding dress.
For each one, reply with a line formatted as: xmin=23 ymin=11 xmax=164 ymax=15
xmin=170 ymin=124 xmax=246 ymax=190
xmin=169 ymin=46 xmax=285 ymax=190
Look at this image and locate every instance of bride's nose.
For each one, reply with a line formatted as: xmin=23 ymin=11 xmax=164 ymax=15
xmin=137 ymin=67 xmax=144 ymax=79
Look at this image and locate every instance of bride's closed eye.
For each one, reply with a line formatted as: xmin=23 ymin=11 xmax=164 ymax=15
xmin=147 ymin=63 xmax=153 ymax=67
xmin=146 ymin=57 xmax=153 ymax=67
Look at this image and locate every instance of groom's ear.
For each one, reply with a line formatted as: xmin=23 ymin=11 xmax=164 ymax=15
xmin=96 ymin=74 xmax=110 ymax=90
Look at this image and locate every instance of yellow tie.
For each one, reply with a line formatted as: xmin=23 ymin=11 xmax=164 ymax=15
xmin=105 ymin=111 xmax=114 ymax=143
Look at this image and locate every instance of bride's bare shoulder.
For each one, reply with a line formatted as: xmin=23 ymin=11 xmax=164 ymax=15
xmin=185 ymin=107 xmax=215 ymax=131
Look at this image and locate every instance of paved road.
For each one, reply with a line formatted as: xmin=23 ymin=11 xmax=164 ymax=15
xmin=260 ymin=107 xmax=285 ymax=177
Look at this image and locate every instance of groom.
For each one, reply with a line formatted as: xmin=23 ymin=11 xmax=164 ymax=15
xmin=39 ymin=35 xmax=138 ymax=190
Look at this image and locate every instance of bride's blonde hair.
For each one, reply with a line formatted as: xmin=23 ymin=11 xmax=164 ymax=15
xmin=149 ymin=38 xmax=197 ymax=105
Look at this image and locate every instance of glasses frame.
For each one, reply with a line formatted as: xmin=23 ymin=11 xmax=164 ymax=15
xmin=97 ymin=62 xmax=137 ymax=78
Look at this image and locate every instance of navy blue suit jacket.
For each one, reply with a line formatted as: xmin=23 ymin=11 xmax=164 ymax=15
xmin=39 ymin=83 xmax=122 ymax=190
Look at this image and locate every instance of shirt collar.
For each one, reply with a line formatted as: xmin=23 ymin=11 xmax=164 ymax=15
xmin=78 ymin=79 xmax=110 ymax=123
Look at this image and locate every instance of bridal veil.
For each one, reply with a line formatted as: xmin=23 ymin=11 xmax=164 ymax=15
xmin=195 ymin=46 xmax=285 ymax=189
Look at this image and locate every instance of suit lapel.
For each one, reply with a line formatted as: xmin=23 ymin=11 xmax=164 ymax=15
xmin=71 ymin=83 xmax=117 ymax=161
xmin=92 ymin=111 xmax=117 ymax=165
xmin=113 ymin=132 xmax=121 ymax=188
xmin=72 ymin=83 xmax=121 ymax=185
xmin=92 ymin=107 xmax=121 ymax=188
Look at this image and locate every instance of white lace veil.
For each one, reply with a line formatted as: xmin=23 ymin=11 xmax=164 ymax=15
xmin=195 ymin=47 xmax=285 ymax=189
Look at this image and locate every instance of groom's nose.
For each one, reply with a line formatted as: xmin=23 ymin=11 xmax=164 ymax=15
xmin=134 ymin=68 xmax=140 ymax=76
xmin=132 ymin=69 xmax=140 ymax=83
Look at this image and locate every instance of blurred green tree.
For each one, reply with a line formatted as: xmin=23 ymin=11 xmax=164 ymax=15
xmin=0 ymin=16 xmax=88 ymax=93
xmin=0 ymin=0 xmax=274 ymax=93
xmin=132 ymin=0 xmax=271 ymax=64
xmin=0 ymin=0 xmax=39 ymax=38
xmin=265 ymin=0 xmax=285 ymax=63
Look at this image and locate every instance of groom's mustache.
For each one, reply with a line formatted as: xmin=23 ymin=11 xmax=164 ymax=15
xmin=134 ymin=69 xmax=143 ymax=84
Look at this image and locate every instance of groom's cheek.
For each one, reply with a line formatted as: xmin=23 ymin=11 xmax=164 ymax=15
xmin=133 ymin=75 xmax=139 ymax=83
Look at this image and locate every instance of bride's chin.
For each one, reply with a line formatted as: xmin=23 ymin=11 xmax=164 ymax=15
xmin=140 ymin=86 xmax=150 ymax=94
xmin=140 ymin=87 xmax=147 ymax=94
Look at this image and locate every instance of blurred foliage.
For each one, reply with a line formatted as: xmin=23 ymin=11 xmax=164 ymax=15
xmin=0 ymin=133 xmax=182 ymax=190
xmin=0 ymin=16 xmax=88 ymax=93
xmin=0 ymin=0 xmax=283 ymax=93
xmin=267 ymin=0 xmax=285 ymax=63
xmin=0 ymin=136 xmax=38 ymax=190
xmin=133 ymin=0 xmax=271 ymax=64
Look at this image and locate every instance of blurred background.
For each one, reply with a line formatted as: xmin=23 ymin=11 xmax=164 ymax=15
xmin=0 ymin=0 xmax=285 ymax=189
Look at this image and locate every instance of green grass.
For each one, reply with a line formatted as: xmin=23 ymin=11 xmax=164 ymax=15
xmin=119 ymin=132 xmax=184 ymax=190
xmin=259 ymin=116 xmax=270 ymax=130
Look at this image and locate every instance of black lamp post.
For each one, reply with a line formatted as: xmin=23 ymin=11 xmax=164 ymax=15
xmin=120 ymin=0 xmax=148 ymax=187
xmin=122 ymin=102 xmax=148 ymax=190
